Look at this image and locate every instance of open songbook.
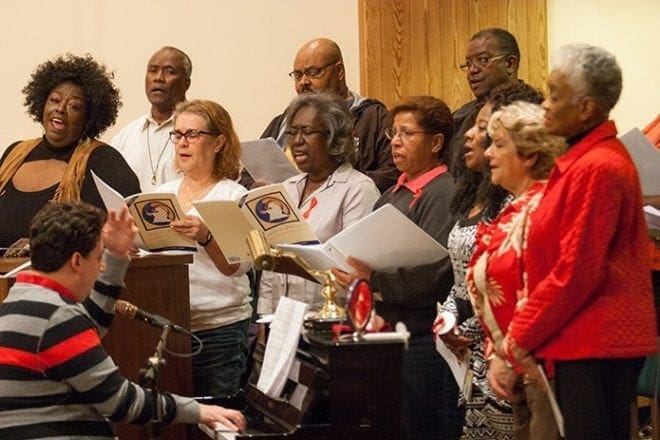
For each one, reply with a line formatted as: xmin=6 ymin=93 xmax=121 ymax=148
xmin=91 ymin=172 xmax=196 ymax=252
xmin=277 ymin=204 xmax=449 ymax=273
xmin=193 ymin=183 xmax=318 ymax=265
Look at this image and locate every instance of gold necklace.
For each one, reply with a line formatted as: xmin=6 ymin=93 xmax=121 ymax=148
xmin=146 ymin=128 xmax=171 ymax=185
xmin=180 ymin=178 xmax=214 ymax=210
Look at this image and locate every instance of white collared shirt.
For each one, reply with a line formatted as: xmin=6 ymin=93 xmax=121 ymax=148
xmin=111 ymin=113 xmax=179 ymax=192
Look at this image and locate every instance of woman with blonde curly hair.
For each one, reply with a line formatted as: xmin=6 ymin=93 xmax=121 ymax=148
xmin=466 ymin=101 xmax=565 ymax=439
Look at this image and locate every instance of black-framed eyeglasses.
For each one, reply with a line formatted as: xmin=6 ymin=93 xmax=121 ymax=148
xmin=284 ymin=127 xmax=328 ymax=140
xmin=288 ymin=60 xmax=339 ymax=81
xmin=169 ymin=129 xmax=213 ymax=143
xmin=384 ymin=126 xmax=436 ymax=141
xmin=459 ymin=54 xmax=509 ymax=72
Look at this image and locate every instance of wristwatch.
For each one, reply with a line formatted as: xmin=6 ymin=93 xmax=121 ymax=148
xmin=198 ymin=231 xmax=213 ymax=247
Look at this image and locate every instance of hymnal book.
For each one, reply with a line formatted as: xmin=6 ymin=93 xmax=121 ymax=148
xmin=193 ymin=183 xmax=318 ymax=265
xmin=240 ymin=137 xmax=298 ymax=184
xmin=91 ymin=172 xmax=196 ymax=252
xmin=277 ymin=204 xmax=449 ymax=273
xmin=620 ymin=127 xmax=660 ymax=195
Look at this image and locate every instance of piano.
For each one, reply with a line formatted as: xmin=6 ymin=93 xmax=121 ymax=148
xmin=199 ymin=328 xmax=405 ymax=439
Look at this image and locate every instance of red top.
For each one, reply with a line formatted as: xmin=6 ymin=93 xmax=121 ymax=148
xmin=506 ymin=121 xmax=656 ymax=360
xmin=467 ymin=181 xmax=546 ymax=373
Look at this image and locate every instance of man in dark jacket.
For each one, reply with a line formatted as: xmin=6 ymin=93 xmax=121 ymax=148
xmin=448 ymin=28 xmax=522 ymax=177
xmin=246 ymin=38 xmax=397 ymax=193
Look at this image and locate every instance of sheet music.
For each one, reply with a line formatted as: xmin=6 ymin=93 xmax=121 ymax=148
xmin=537 ymin=364 xmax=565 ymax=437
xmin=241 ymin=138 xmax=298 ymax=184
xmin=434 ymin=337 xmax=470 ymax=392
xmin=257 ymin=297 xmax=307 ymax=398
xmin=278 ymin=204 xmax=449 ymax=273
xmin=620 ymin=127 xmax=660 ymax=195
xmin=645 ymin=205 xmax=660 ymax=231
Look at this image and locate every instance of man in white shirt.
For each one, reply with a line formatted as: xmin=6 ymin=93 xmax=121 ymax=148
xmin=112 ymin=46 xmax=191 ymax=191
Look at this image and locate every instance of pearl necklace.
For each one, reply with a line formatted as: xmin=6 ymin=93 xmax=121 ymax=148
xmin=146 ymin=128 xmax=171 ymax=186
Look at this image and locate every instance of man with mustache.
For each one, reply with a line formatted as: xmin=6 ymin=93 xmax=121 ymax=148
xmin=448 ymin=28 xmax=521 ymax=177
xmin=112 ymin=46 xmax=192 ymax=191
xmin=253 ymin=38 xmax=397 ymax=193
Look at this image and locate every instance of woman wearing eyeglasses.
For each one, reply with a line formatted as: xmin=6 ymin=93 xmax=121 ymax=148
xmin=258 ymin=92 xmax=380 ymax=315
xmin=156 ymin=99 xmax=252 ymax=406
xmin=333 ymin=95 xmax=463 ymax=439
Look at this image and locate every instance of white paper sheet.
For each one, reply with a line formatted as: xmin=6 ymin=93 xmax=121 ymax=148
xmin=256 ymin=297 xmax=308 ymax=398
xmin=241 ymin=138 xmax=298 ymax=184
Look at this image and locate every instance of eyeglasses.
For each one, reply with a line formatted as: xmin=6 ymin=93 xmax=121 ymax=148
xmin=288 ymin=61 xmax=338 ymax=81
xmin=384 ymin=127 xmax=435 ymax=141
xmin=459 ymin=54 xmax=509 ymax=72
xmin=284 ymin=127 xmax=328 ymax=140
xmin=169 ymin=129 xmax=213 ymax=143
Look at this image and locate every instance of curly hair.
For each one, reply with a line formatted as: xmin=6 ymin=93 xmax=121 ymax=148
xmin=22 ymin=53 xmax=122 ymax=139
xmin=488 ymin=101 xmax=566 ymax=180
xmin=173 ymin=100 xmax=242 ymax=180
xmin=30 ymin=201 xmax=106 ymax=272
xmin=390 ymin=95 xmax=454 ymax=164
xmin=450 ymin=82 xmax=544 ymax=216
xmin=285 ymin=92 xmax=357 ymax=166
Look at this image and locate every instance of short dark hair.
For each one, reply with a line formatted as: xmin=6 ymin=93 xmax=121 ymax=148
xmin=489 ymin=81 xmax=543 ymax=112
xmin=471 ymin=28 xmax=520 ymax=60
xmin=390 ymin=96 xmax=454 ymax=164
xmin=159 ymin=46 xmax=193 ymax=80
xmin=22 ymin=54 xmax=122 ymax=140
xmin=30 ymin=202 xmax=106 ymax=272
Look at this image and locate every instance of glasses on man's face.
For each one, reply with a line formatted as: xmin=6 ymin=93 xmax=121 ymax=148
xmin=284 ymin=127 xmax=328 ymax=140
xmin=459 ymin=54 xmax=509 ymax=72
xmin=384 ymin=126 xmax=435 ymax=142
xmin=169 ymin=129 xmax=213 ymax=143
xmin=288 ymin=61 xmax=338 ymax=81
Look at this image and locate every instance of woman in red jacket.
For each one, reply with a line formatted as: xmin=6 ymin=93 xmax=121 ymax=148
xmin=502 ymin=44 xmax=657 ymax=440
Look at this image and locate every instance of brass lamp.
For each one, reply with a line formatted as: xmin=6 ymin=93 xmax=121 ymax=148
xmin=246 ymin=230 xmax=345 ymax=320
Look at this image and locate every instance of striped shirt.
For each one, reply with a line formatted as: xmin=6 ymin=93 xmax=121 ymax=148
xmin=0 ymin=253 xmax=199 ymax=439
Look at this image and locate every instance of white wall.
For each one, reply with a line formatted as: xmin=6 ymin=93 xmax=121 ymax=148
xmin=547 ymin=0 xmax=660 ymax=133
xmin=3 ymin=1 xmax=658 ymax=153
xmin=0 ymin=0 xmax=359 ymax=152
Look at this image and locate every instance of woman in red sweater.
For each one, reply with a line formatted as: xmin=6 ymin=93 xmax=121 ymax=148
xmin=502 ymin=44 xmax=657 ymax=439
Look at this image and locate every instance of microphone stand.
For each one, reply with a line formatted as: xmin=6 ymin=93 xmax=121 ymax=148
xmin=139 ymin=325 xmax=171 ymax=440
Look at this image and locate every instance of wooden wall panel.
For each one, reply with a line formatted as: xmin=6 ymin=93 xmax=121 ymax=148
xmin=359 ymin=0 xmax=548 ymax=111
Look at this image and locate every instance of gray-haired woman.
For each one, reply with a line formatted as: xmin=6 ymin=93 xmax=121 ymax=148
xmin=502 ymin=44 xmax=656 ymax=440
xmin=258 ymin=92 xmax=380 ymax=314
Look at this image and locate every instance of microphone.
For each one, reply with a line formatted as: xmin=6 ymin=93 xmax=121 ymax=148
xmin=114 ymin=300 xmax=188 ymax=334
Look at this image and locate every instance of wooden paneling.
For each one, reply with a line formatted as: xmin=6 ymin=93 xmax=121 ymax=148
xmin=359 ymin=0 xmax=548 ymax=110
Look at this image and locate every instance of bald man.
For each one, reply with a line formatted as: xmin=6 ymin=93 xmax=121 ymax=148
xmin=112 ymin=46 xmax=192 ymax=191
xmin=257 ymin=38 xmax=397 ymax=193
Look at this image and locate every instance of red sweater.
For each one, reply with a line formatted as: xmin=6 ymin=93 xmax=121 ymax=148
xmin=507 ymin=121 xmax=656 ymax=360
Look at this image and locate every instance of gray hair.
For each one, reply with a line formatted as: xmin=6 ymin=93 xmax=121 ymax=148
xmin=285 ymin=92 xmax=357 ymax=165
xmin=488 ymin=101 xmax=566 ymax=179
xmin=550 ymin=43 xmax=622 ymax=115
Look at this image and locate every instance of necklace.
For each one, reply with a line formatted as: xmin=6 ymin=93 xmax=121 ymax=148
xmin=180 ymin=178 xmax=214 ymax=210
xmin=146 ymin=128 xmax=171 ymax=186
